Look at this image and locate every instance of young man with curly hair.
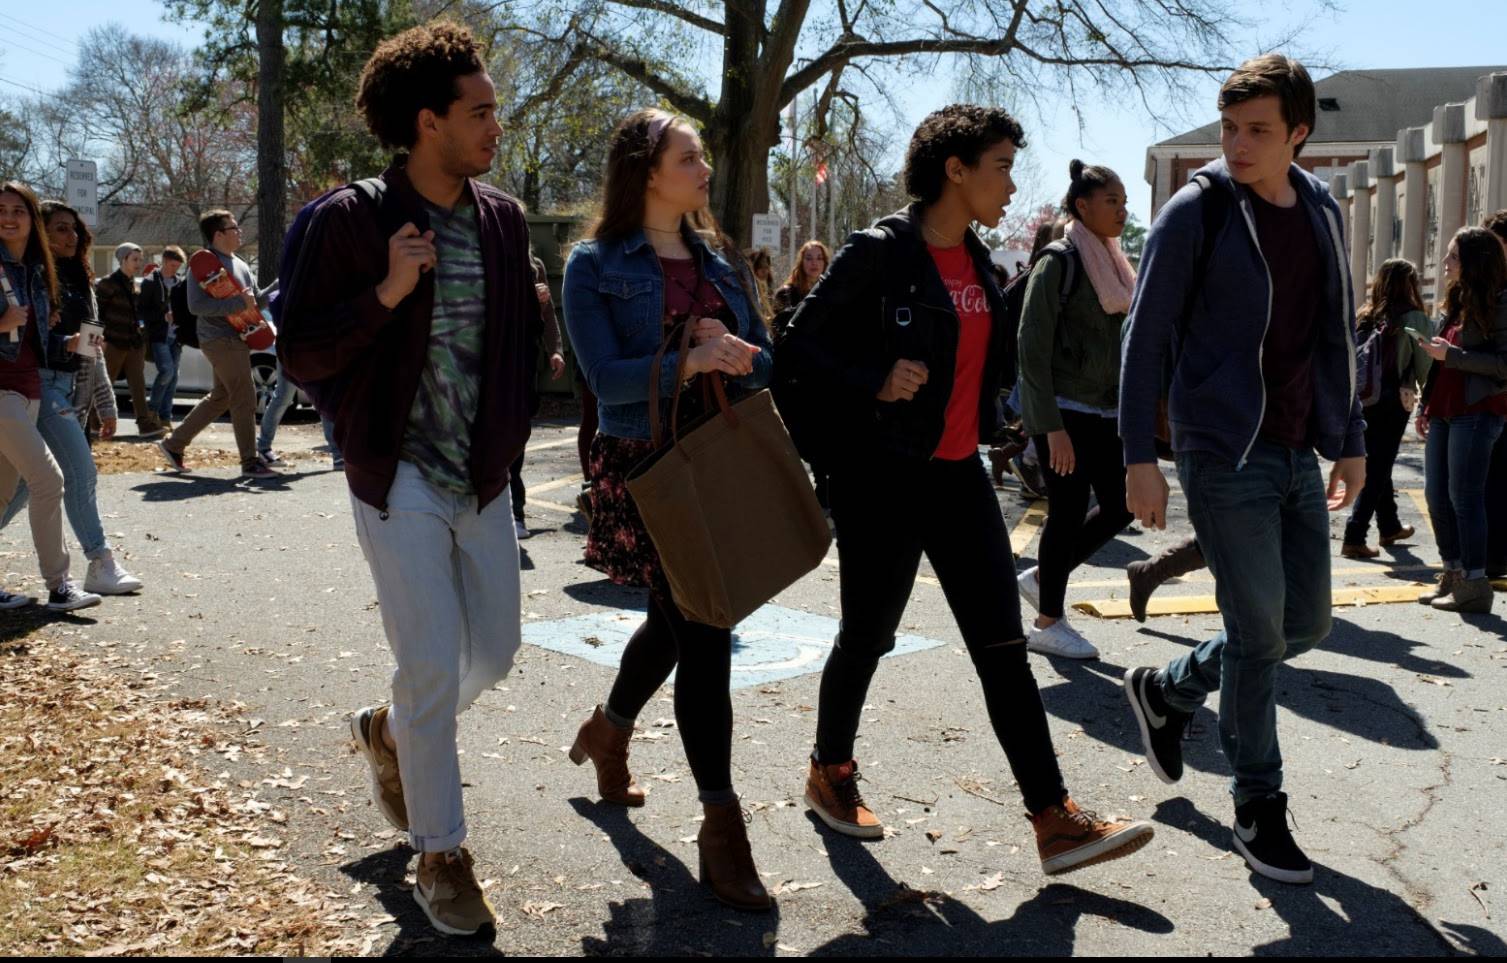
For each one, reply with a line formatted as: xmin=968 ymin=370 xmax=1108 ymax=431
xmin=779 ymin=105 xmax=1154 ymax=875
xmin=278 ymin=20 xmax=540 ymax=938
xmin=1120 ymin=55 xmax=1365 ymax=885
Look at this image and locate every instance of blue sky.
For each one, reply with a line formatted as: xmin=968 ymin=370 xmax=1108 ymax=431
xmin=7 ymin=1 xmax=1507 ymax=221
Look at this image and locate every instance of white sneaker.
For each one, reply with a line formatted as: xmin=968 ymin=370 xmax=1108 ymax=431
xmin=1017 ymin=566 xmax=1041 ymax=612
xmin=84 ymin=554 xmax=143 ymax=595
xmin=0 ymin=588 xmax=34 ymax=609
xmin=1027 ymin=620 xmax=1100 ymax=659
xmin=514 ymin=519 xmax=531 ymax=540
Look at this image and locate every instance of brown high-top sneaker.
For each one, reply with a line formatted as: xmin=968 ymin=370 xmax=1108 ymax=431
xmin=568 ymin=705 xmax=645 ymax=806
xmin=804 ymin=757 xmax=883 ymax=838
xmin=1126 ymin=536 xmax=1206 ymax=622
xmin=698 ymin=799 xmax=771 ymax=911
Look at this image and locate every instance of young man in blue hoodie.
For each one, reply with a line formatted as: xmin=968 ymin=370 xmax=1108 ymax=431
xmin=1119 ymin=54 xmax=1366 ymax=886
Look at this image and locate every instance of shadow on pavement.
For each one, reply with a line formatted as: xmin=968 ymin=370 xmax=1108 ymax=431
xmin=1325 ymin=617 xmax=1470 ymax=678
xmin=567 ymin=797 xmax=781 ymax=956
xmin=805 ymin=811 xmax=1173 ymax=956
xmin=340 ymin=843 xmax=507 ymax=957
xmin=561 ymin=579 xmax=649 ymax=612
xmin=1108 ymin=630 xmax=1441 ymax=751
xmin=1152 ymin=798 xmax=1476 ymax=956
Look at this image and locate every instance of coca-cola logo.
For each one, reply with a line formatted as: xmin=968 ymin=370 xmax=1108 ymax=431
xmin=945 ymin=282 xmax=988 ymax=316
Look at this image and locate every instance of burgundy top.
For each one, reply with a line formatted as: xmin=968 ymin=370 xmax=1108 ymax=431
xmin=659 ymin=257 xmax=726 ymax=325
xmin=1248 ymin=188 xmax=1323 ymax=449
xmin=0 ymin=305 xmax=42 ymax=400
xmin=1424 ymin=320 xmax=1507 ymax=419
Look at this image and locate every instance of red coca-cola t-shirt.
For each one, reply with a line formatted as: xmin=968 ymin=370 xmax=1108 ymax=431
xmin=928 ymin=243 xmax=993 ymax=459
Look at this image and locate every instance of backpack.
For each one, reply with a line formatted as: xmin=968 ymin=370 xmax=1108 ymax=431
xmin=1000 ymin=240 xmax=1081 ymax=393
xmin=1355 ymin=318 xmax=1401 ymax=407
xmin=169 ymin=277 xmax=198 ymax=349
xmin=273 ymin=177 xmax=389 ymax=418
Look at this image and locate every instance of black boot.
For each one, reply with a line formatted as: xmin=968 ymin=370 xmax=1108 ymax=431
xmin=1126 ymin=536 xmax=1206 ymax=623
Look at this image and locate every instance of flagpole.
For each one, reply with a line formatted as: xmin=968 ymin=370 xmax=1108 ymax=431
xmin=810 ymin=89 xmax=818 ymax=247
xmin=788 ymin=98 xmax=798 ymax=267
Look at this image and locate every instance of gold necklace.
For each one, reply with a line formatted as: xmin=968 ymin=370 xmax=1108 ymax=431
xmin=922 ymin=222 xmax=966 ymax=247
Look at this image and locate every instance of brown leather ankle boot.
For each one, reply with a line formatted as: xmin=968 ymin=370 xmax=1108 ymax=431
xmin=1126 ymin=536 xmax=1206 ymax=623
xmin=568 ymin=706 xmax=645 ymax=806
xmin=697 ymin=799 xmax=770 ymax=911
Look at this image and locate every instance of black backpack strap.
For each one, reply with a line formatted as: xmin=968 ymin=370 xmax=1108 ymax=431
xmin=1040 ymin=238 xmax=1079 ymax=308
xmin=1190 ymin=173 xmax=1230 ymax=280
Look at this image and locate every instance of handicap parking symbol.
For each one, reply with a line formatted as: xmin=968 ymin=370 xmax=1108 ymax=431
xmin=522 ymin=604 xmax=945 ymax=689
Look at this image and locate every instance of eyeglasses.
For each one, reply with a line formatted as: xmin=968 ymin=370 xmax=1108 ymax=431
xmin=219 ymin=224 xmax=242 ymax=234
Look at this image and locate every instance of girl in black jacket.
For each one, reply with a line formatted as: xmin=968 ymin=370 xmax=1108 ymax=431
xmin=779 ymin=105 xmax=1153 ymax=876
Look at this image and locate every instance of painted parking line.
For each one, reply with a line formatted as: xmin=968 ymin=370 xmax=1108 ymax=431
xmin=525 ymin=473 xmax=584 ymax=497
xmin=819 ymin=555 xmax=940 ymax=587
xmin=522 ymin=604 xmax=945 ymax=688
xmin=525 ymin=436 xmax=579 ymax=453
xmin=1064 ymin=564 xmax=1439 ymax=591
xmin=1009 ymin=499 xmax=1049 ymax=555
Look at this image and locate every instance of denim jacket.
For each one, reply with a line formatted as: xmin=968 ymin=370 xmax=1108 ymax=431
xmin=0 ymin=247 xmax=52 ymax=366
xmin=563 ymin=229 xmax=773 ymax=440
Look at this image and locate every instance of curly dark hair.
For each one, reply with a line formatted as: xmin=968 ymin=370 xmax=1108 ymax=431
xmin=902 ymin=105 xmax=1026 ymax=205
xmin=356 ymin=21 xmax=487 ymax=151
xmin=1443 ymin=227 xmax=1507 ymax=340
xmin=1484 ymin=208 xmax=1507 ymax=246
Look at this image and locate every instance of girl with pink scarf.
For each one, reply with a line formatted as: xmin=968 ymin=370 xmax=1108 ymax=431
xmin=1015 ymin=160 xmax=1138 ymax=659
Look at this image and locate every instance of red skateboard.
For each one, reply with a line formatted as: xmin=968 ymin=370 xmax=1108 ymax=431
xmin=188 ymin=249 xmax=275 ymax=350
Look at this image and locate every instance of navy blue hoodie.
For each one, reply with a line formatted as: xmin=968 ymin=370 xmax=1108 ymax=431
xmin=1120 ymin=157 xmax=1365 ymax=468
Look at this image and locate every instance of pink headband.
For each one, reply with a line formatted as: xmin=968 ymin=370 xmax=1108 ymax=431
xmin=646 ymin=115 xmax=673 ymax=153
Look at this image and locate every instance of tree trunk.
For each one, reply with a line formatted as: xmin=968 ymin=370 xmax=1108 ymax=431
xmin=256 ymin=0 xmax=286 ymax=287
xmin=705 ymin=3 xmax=781 ymax=245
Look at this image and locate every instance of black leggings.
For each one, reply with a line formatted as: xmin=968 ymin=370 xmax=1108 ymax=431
xmin=605 ymin=585 xmax=733 ymax=793
xmin=1344 ymin=395 xmax=1409 ymax=544
xmin=577 ymin=369 xmax=599 ymax=480
xmin=814 ymin=454 xmax=1068 ymax=816
xmin=1033 ymin=409 xmax=1134 ymax=619
xmin=509 ymin=451 xmax=526 ymax=522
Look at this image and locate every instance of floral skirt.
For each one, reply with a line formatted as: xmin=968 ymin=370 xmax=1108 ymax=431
xmin=583 ymin=433 xmax=662 ymax=588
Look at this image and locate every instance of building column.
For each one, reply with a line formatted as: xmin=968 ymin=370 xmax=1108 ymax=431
xmin=1398 ymin=127 xmax=1428 ymax=270
xmin=1349 ymin=161 xmax=1372 ymax=293
xmin=1434 ymin=103 xmax=1469 ymax=296
xmin=1477 ymin=72 xmax=1507 ymax=216
xmin=1330 ymin=173 xmax=1351 ymax=253
xmin=1370 ymin=147 xmax=1398 ymax=268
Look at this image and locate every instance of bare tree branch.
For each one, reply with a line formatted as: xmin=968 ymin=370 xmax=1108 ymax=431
xmin=605 ymin=0 xmax=724 ymax=34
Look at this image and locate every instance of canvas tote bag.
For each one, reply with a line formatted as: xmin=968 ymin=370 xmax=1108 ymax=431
xmin=627 ymin=321 xmax=831 ymax=628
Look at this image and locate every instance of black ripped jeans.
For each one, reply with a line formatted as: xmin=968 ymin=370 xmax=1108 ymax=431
xmin=813 ymin=452 xmax=1068 ymax=816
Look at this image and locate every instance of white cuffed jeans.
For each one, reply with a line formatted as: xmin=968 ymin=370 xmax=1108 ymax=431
xmin=351 ymin=461 xmax=522 ymax=852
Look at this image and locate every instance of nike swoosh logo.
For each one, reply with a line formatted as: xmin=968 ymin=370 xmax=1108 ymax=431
xmin=1140 ymin=674 xmax=1167 ymax=728
xmin=1235 ymin=821 xmax=1258 ymax=844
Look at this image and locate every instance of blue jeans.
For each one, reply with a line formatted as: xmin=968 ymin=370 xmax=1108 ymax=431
xmin=1424 ymin=413 xmax=1505 ymax=578
xmin=1160 ymin=440 xmax=1332 ymax=805
xmin=148 ymin=338 xmax=182 ymax=422
xmin=257 ymin=363 xmax=299 ymax=455
xmin=0 ymin=369 xmax=110 ymax=559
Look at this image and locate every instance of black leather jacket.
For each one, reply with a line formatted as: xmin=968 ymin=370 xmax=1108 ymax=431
xmin=777 ymin=204 xmax=1010 ymax=463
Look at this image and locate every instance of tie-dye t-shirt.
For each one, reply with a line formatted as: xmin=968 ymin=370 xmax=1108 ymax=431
xmin=400 ymin=198 xmax=487 ymax=494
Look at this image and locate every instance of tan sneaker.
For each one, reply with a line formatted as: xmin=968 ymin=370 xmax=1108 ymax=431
xmin=1032 ymin=797 xmax=1154 ymax=875
xmin=803 ymin=757 xmax=883 ymax=839
xmin=350 ymin=705 xmax=407 ymax=831
xmin=414 ymin=848 xmax=496 ymax=937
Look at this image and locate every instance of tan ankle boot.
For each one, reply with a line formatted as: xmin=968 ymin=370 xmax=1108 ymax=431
xmin=697 ymin=799 xmax=770 ymax=911
xmin=568 ymin=706 xmax=645 ymax=806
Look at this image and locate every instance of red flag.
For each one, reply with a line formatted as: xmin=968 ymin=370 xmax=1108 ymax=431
xmin=814 ymin=162 xmax=829 ymax=186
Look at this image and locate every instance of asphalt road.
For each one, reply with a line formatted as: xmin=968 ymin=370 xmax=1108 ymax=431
xmin=2 ymin=420 xmax=1504 ymax=957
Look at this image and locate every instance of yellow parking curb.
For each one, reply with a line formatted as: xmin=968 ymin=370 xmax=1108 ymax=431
xmin=1010 ymin=499 xmax=1049 ymax=555
xmin=1073 ymin=583 xmax=1436 ymax=619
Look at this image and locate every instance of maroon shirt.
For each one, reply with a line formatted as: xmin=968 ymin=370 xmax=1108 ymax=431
xmin=278 ymin=160 xmax=542 ymax=512
xmin=1249 ymin=188 xmax=1323 ymax=449
xmin=0 ymin=306 xmax=42 ymax=400
xmin=1424 ymin=320 xmax=1507 ymax=419
xmin=659 ymin=257 xmax=726 ymax=324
